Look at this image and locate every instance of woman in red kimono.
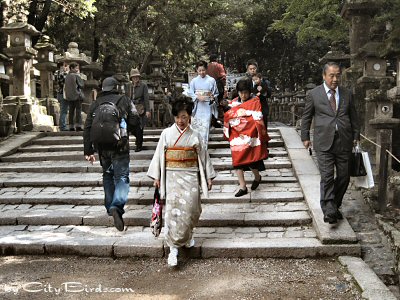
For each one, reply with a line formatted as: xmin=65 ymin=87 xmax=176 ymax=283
xmin=224 ymin=79 xmax=269 ymax=197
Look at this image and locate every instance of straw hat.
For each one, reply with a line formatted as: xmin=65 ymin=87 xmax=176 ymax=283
xmin=129 ymin=68 xmax=141 ymax=78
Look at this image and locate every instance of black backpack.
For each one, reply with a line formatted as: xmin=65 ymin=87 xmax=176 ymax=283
xmin=90 ymin=96 xmax=123 ymax=144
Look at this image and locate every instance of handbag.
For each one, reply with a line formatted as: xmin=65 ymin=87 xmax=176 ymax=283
xmin=135 ymin=103 xmax=146 ymax=115
xmin=349 ymin=146 xmax=367 ymax=177
xmin=150 ymin=187 xmax=163 ymax=237
xmin=353 ymin=151 xmax=375 ymax=189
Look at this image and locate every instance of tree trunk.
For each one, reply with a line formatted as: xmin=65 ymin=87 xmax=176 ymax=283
xmin=139 ymin=34 xmax=162 ymax=74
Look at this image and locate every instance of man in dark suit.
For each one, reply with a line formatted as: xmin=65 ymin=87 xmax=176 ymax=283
xmin=301 ymin=62 xmax=360 ymax=224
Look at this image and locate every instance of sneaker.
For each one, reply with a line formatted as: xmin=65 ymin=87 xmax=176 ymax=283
xmin=185 ymin=239 xmax=195 ymax=248
xmin=110 ymin=207 xmax=124 ymax=231
xmin=167 ymin=247 xmax=178 ymax=267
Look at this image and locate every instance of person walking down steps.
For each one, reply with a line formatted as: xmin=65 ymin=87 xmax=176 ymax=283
xmin=301 ymin=62 xmax=360 ymax=224
xmin=83 ymin=76 xmax=139 ymax=231
xmin=147 ymin=96 xmax=216 ymax=267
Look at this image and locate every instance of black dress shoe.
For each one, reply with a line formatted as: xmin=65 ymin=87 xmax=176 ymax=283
xmin=251 ymin=176 xmax=262 ymax=190
xmin=76 ymin=127 xmax=83 ymax=131
xmin=135 ymin=146 xmax=142 ymax=152
xmin=323 ymin=212 xmax=338 ymax=224
xmin=336 ymin=210 xmax=343 ymax=220
xmin=110 ymin=207 xmax=124 ymax=231
xmin=235 ymin=187 xmax=248 ymax=197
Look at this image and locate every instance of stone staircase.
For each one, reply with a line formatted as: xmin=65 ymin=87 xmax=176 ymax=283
xmin=0 ymin=125 xmax=361 ymax=258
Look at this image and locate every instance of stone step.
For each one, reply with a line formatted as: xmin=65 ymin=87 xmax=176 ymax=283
xmin=45 ymin=127 xmax=281 ymax=137
xmin=0 ymin=171 xmax=298 ymax=188
xmin=0 ymin=183 xmax=304 ymax=205
xmin=0 ymin=148 xmax=288 ymax=162
xmin=0 ymin=202 xmax=311 ymax=227
xmin=19 ymin=138 xmax=283 ymax=152
xmin=0 ymin=225 xmax=361 ymax=258
xmin=32 ymin=132 xmax=282 ymax=145
xmin=0 ymin=157 xmax=292 ymax=173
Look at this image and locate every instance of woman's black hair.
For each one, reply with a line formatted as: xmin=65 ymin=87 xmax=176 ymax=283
xmin=195 ymin=60 xmax=208 ymax=70
xmin=172 ymin=95 xmax=194 ymax=116
xmin=236 ymin=78 xmax=252 ymax=92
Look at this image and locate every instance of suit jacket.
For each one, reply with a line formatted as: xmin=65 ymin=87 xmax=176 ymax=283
xmin=301 ymin=84 xmax=360 ymax=152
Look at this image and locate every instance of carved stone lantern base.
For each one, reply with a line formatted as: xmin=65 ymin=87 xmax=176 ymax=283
xmin=2 ymin=95 xmax=57 ymax=132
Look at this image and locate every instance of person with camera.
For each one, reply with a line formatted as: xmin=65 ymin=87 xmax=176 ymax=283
xmin=126 ymin=68 xmax=150 ymax=152
xmin=83 ymin=76 xmax=138 ymax=231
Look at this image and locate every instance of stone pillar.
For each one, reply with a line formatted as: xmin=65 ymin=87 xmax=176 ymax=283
xmin=355 ymin=25 xmax=393 ymax=147
xmin=81 ymin=61 xmax=102 ymax=113
xmin=0 ymin=21 xmax=54 ymax=131
xmin=341 ymin=0 xmax=382 ymax=130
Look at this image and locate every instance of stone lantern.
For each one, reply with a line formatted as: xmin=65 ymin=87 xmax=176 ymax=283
xmin=368 ymin=79 xmax=400 ymax=211
xmin=34 ymin=35 xmax=59 ymax=126
xmin=149 ymin=54 xmax=164 ymax=127
xmin=294 ymin=90 xmax=306 ymax=128
xmin=81 ymin=61 xmax=102 ymax=112
xmin=34 ymin=35 xmax=57 ymax=97
xmin=0 ymin=53 xmax=11 ymax=97
xmin=0 ymin=21 xmax=54 ymax=131
xmin=355 ymin=24 xmax=393 ymax=142
xmin=304 ymin=78 xmax=316 ymax=96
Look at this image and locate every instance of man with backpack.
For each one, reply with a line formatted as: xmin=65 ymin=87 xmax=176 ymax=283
xmin=83 ymin=76 xmax=138 ymax=231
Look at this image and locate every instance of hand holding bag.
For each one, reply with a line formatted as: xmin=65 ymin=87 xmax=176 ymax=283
xmin=353 ymin=151 xmax=375 ymax=189
xmin=150 ymin=187 xmax=163 ymax=237
xmin=349 ymin=145 xmax=367 ymax=177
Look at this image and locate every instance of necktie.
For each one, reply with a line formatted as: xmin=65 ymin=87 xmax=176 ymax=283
xmin=329 ymin=89 xmax=336 ymax=112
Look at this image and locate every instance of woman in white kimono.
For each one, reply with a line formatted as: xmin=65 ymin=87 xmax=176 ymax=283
xmin=147 ymin=97 xmax=216 ymax=267
xmin=188 ymin=60 xmax=219 ymax=149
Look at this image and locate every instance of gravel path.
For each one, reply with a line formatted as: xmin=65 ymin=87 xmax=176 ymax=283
xmin=0 ymin=256 xmax=362 ymax=299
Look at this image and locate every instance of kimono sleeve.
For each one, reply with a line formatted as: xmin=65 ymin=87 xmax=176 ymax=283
xmin=147 ymin=130 xmax=166 ymax=180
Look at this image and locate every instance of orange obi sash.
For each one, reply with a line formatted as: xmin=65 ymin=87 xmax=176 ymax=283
xmin=165 ymin=147 xmax=198 ymax=169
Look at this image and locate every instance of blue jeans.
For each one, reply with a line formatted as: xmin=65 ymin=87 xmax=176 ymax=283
xmin=100 ymin=150 xmax=130 ymax=216
xmin=57 ymin=92 xmax=69 ymax=130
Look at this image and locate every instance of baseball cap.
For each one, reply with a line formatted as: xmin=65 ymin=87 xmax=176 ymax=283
xmin=102 ymin=77 xmax=119 ymax=92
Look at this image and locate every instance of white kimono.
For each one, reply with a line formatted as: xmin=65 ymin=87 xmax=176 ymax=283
xmin=188 ymin=75 xmax=219 ymax=149
xmin=147 ymin=124 xmax=216 ymax=247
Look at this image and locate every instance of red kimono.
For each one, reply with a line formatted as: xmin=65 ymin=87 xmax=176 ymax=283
xmin=223 ymin=96 xmax=269 ymax=167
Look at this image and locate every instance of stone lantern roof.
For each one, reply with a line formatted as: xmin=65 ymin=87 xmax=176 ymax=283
xmin=0 ymin=21 xmax=40 ymax=36
xmin=55 ymin=42 xmax=91 ymax=66
xmin=340 ymin=0 xmax=382 ymax=20
xmin=320 ymin=42 xmax=351 ymax=65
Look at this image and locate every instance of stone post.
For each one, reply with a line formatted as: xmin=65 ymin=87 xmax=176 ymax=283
xmin=0 ymin=21 xmax=54 ymax=131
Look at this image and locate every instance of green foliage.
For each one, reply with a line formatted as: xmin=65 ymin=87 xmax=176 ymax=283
xmin=10 ymin=0 xmax=400 ymax=92
xmin=271 ymin=0 xmax=348 ymax=45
